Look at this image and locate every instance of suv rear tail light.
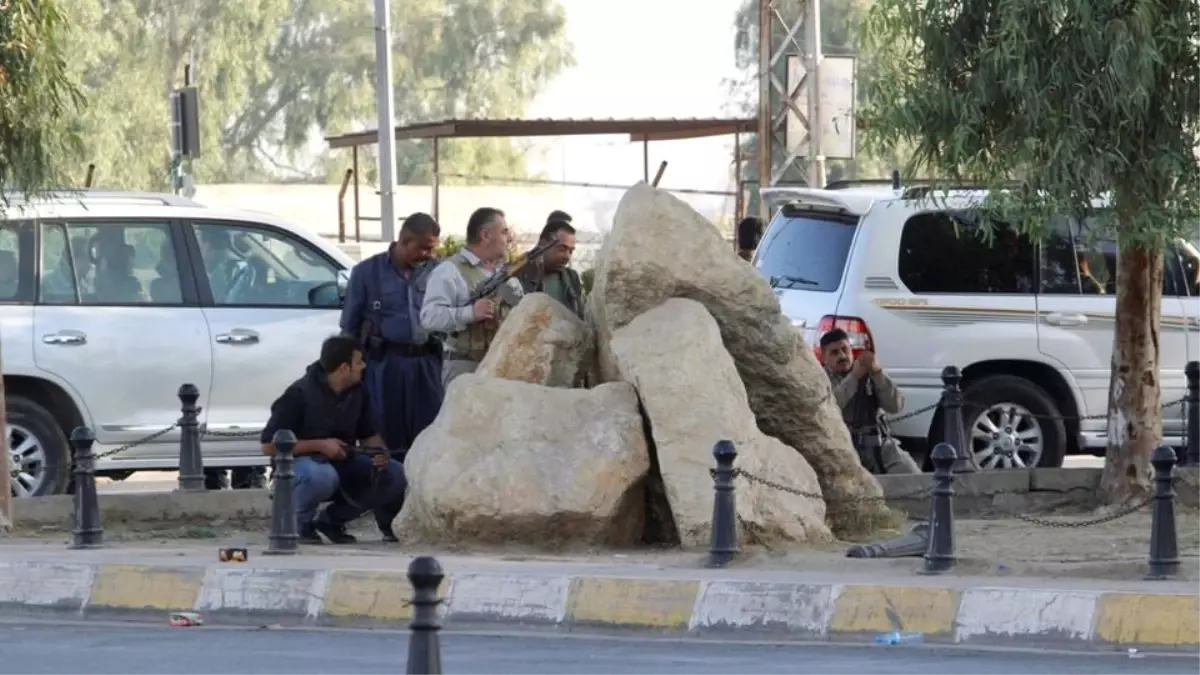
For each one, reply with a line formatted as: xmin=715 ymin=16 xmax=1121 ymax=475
xmin=814 ymin=315 xmax=875 ymax=363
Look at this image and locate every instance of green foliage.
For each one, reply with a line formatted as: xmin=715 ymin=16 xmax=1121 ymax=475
xmin=0 ymin=0 xmax=85 ymax=198
xmin=580 ymin=267 xmax=594 ymax=294
xmin=862 ymin=0 xmax=1200 ymax=245
xmin=435 ymin=234 xmax=466 ymax=259
xmin=63 ymin=0 xmax=573 ymax=190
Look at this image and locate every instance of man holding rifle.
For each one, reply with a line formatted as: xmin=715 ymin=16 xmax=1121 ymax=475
xmin=422 ymin=207 xmax=556 ymax=389
xmin=260 ymin=335 xmax=407 ymax=545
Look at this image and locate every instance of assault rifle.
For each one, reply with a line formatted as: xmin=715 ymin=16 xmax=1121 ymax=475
xmin=467 ymin=237 xmax=560 ymax=305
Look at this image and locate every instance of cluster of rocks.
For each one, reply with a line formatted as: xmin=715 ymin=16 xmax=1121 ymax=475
xmin=393 ymin=183 xmax=892 ymax=548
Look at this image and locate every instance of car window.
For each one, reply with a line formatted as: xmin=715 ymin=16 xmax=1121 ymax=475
xmin=898 ymin=212 xmax=1036 ymax=294
xmin=0 ymin=221 xmax=36 ymax=304
xmin=754 ymin=211 xmax=859 ymax=292
xmin=44 ymin=221 xmax=183 ymax=306
xmin=1039 ymin=217 xmax=1082 ymax=294
xmin=192 ymin=221 xmax=338 ymax=307
xmin=1176 ymin=240 xmax=1200 ymax=297
xmin=1068 ymin=216 xmax=1188 ymax=298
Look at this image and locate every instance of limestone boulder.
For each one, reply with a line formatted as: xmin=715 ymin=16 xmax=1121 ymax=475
xmin=393 ymin=375 xmax=648 ymax=546
xmin=589 ymin=182 xmax=889 ymax=533
xmin=477 ymin=292 xmax=592 ymax=387
xmin=611 ymin=298 xmax=831 ymax=546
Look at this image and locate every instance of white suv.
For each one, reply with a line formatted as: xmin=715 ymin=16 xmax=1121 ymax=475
xmin=2 ymin=190 xmax=354 ymax=496
xmin=755 ymin=182 xmax=1200 ymax=469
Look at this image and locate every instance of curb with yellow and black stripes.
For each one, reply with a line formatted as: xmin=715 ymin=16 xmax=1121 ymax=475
xmin=1 ymin=560 xmax=1194 ymax=651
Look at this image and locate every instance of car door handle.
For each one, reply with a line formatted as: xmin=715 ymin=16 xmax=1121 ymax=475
xmin=215 ymin=331 xmax=260 ymax=345
xmin=41 ymin=331 xmax=87 ymax=346
xmin=1044 ymin=312 xmax=1088 ymax=327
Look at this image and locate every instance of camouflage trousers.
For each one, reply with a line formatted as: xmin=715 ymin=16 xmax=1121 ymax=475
xmin=855 ymin=435 xmax=921 ymax=475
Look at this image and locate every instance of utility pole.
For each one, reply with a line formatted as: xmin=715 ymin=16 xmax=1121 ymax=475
xmin=756 ymin=0 xmax=815 ymax=213
xmin=373 ymin=0 xmax=399 ymax=243
xmin=806 ymin=0 xmax=826 ymax=189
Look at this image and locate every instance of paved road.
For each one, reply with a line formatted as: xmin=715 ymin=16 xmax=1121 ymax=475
xmin=0 ymin=621 xmax=1192 ymax=674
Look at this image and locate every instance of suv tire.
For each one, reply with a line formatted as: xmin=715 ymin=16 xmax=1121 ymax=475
xmin=961 ymin=375 xmax=1067 ymax=469
xmin=5 ymin=395 xmax=72 ymax=497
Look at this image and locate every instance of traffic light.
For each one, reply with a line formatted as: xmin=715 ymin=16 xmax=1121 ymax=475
xmin=170 ymin=86 xmax=201 ymax=158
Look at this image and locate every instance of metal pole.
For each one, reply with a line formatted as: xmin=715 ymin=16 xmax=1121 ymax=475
xmin=431 ymin=137 xmax=440 ymax=223
xmin=352 ymin=146 xmax=362 ymax=243
xmin=372 ymin=0 xmax=399 ymax=243
xmin=756 ymin=0 xmax=772 ymax=218
xmin=806 ymin=0 xmax=826 ymax=188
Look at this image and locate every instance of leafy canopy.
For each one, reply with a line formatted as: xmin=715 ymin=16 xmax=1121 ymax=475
xmin=62 ymin=0 xmax=572 ymax=189
xmin=862 ymin=0 xmax=1200 ymax=245
xmin=0 ymin=0 xmax=85 ymax=198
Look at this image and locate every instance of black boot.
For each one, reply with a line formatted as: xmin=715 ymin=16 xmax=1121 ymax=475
xmin=314 ymin=515 xmax=358 ymax=545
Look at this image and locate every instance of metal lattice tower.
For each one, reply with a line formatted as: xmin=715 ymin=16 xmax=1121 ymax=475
xmin=756 ymin=0 xmax=825 ymax=194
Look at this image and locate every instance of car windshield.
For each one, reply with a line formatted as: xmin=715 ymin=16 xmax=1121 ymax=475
xmin=753 ymin=212 xmax=859 ymax=292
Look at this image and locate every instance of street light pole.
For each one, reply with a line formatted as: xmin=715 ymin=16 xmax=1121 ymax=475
xmin=373 ymin=0 xmax=399 ymax=243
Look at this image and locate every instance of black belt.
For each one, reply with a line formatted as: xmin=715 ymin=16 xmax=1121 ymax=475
xmin=377 ymin=340 xmax=439 ymax=358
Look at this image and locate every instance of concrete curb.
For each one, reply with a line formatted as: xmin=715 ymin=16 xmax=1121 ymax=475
xmin=1 ymin=561 xmax=1195 ymax=651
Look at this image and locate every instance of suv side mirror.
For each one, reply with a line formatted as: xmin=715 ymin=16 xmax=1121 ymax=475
xmin=308 ymin=281 xmax=342 ymax=308
xmin=336 ymin=269 xmax=350 ymax=298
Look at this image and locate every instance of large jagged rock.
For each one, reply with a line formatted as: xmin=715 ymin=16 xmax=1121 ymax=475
xmin=393 ymin=375 xmax=649 ymax=546
xmin=477 ymin=292 xmax=592 ymax=387
xmin=589 ymin=182 xmax=890 ymax=534
xmin=611 ymin=298 xmax=832 ymax=546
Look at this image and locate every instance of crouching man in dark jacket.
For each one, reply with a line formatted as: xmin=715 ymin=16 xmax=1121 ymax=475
xmin=260 ymin=335 xmax=407 ymax=544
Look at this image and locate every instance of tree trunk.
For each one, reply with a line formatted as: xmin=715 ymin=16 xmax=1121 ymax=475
xmin=1101 ymin=243 xmax=1164 ymax=504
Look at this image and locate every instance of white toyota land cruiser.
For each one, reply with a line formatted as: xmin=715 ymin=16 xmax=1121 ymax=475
xmin=2 ymin=190 xmax=354 ymax=496
xmin=755 ymin=181 xmax=1200 ymax=470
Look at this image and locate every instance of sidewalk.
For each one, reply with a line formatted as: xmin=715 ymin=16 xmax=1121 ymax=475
xmin=1 ymin=540 xmax=1195 ymax=653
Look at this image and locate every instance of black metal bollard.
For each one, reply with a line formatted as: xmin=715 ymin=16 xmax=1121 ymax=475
xmin=1185 ymin=361 xmax=1199 ymax=467
xmin=177 ymin=383 xmax=205 ymax=491
xmin=920 ymin=443 xmax=957 ymax=574
xmin=264 ymin=430 xmax=299 ymax=556
xmin=1146 ymin=445 xmax=1180 ymax=580
xmin=846 ymin=522 xmax=929 ymax=558
xmin=706 ymin=440 xmax=740 ymax=569
xmin=940 ymin=366 xmax=976 ymax=473
xmin=406 ymin=556 xmax=445 ymax=675
xmin=68 ymin=427 xmax=103 ymax=549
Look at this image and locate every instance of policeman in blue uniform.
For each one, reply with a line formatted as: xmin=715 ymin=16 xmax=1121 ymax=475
xmin=340 ymin=212 xmax=443 ymax=469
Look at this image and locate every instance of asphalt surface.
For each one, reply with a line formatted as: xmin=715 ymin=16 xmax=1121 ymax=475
xmin=0 ymin=622 xmax=1193 ymax=674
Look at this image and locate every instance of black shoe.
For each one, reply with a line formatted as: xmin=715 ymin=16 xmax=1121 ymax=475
xmin=314 ymin=518 xmax=358 ymax=545
xmin=299 ymin=525 xmax=323 ymax=545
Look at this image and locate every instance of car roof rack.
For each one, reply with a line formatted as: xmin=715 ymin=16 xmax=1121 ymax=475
xmin=901 ymin=182 xmax=1022 ymax=199
xmin=4 ymin=188 xmax=201 ymax=208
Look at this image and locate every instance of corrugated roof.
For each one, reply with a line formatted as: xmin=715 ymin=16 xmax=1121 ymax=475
xmin=325 ymin=117 xmax=756 ymax=149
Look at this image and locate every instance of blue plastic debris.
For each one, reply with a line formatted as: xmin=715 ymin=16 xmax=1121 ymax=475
xmin=874 ymin=631 xmax=924 ymax=645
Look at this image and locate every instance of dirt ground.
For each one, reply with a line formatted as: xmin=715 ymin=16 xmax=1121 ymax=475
xmin=9 ymin=503 xmax=1198 ymax=583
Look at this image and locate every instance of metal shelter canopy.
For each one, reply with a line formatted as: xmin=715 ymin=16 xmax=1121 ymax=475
xmin=323 ymin=117 xmax=754 ymax=241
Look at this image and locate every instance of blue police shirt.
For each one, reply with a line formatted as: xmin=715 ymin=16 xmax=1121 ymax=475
xmin=340 ymin=250 xmax=435 ymax=345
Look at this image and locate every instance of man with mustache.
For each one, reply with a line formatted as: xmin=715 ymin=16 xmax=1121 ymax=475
xmin=820 ymin=329 xmax=921 ymax=474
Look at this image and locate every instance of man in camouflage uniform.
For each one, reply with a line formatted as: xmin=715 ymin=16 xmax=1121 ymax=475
xmin=420 ymin=207 xmax=523 ymax=389
xmin=515 ymin=218 xmax=584 ymax=320
xmin=820 ymin=328 xmax=921 ymax=474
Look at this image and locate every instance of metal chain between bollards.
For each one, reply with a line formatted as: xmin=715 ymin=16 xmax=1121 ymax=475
xmin=90 ymin=424 xmax=180 ymax=461
xmin=715 ymin=466 xmax=932 ymax=505
xmin=958 ymin=397 xmax=1187 ymax=423
xmin=882 ymin=402 xmax=940 ymax=425
xmin=77 ymin=424 xmax=262 ymax=463
xmin=1011 ymin=496 xmax=1152 ymax=528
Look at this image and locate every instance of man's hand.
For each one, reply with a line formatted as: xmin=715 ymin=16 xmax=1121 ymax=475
xmin=853 ymin=351 xmax=877 ymax=377
xmin=472 ymin=298 xmax=496 ymax=322
xmin=317 ymin=439 xmax=347 ymax=460
xmin=371 ymin=453 xmax=388 ymax=468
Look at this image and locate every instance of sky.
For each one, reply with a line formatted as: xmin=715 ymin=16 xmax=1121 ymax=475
xmin=523 ymin=0 xmax=747 ymax=196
